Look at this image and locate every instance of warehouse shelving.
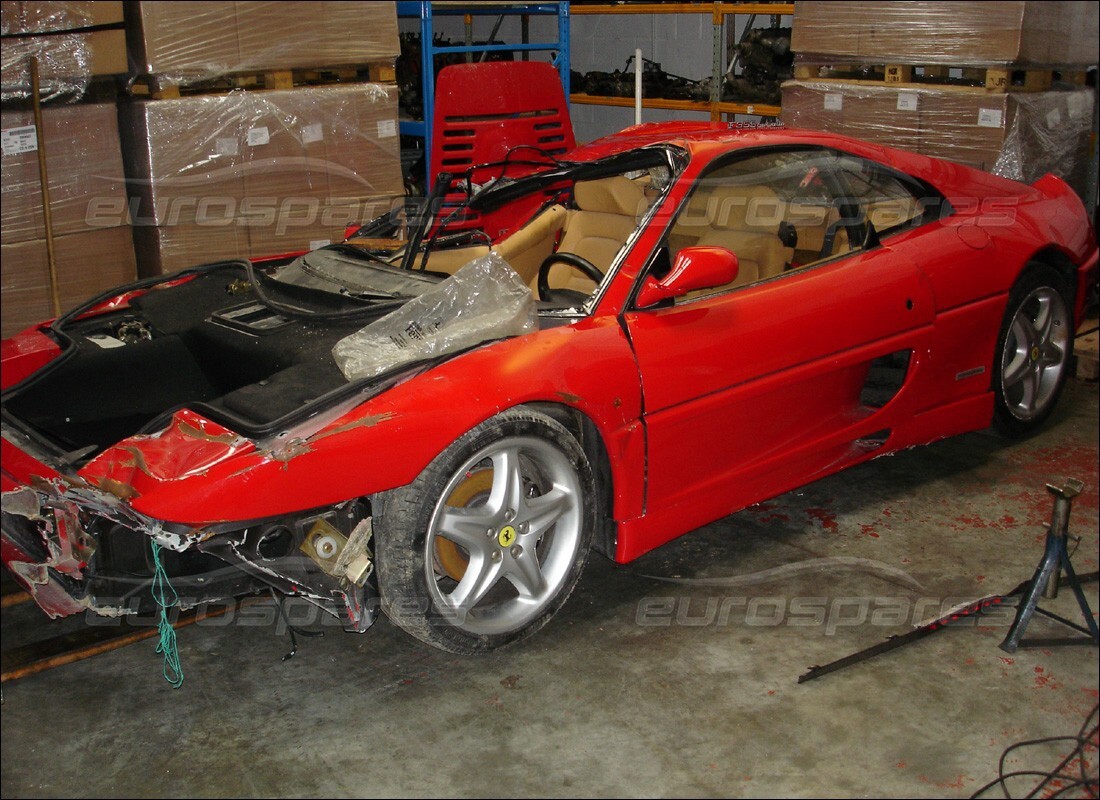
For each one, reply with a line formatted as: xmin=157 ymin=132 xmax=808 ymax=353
xmin=569 ymin=2 xmax=794 ymax=119
xmin=396 ymin=1 xmax=570 ymax=178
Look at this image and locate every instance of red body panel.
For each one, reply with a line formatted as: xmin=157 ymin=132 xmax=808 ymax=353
xmin=1 ymin=329 xmax=62 ymax=389
xmin=51 ymin=317 xmax=646 ymax=529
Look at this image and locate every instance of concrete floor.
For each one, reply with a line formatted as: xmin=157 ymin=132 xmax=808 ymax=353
xmin=2 ymin=379 xmax=1097 ymax=798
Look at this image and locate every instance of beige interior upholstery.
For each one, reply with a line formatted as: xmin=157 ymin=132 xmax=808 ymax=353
xmin=865 ymin=197 xmax=923 ymax=232
xmin=668 ymin=184 xmax=794 ymax=293
xmin=496 ymin=204 xmax=568 ymax=285
xmin=406 ymin=204 xmax=568 ymax=282
xmin=788 ymin=203 xmax=851 ymax=266
xmin=541 ymin=176 xmax=649 ymax=294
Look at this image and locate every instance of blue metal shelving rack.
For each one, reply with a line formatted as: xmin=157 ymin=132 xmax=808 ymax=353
xmin=396 ymin=2 xmax=570 ymax=179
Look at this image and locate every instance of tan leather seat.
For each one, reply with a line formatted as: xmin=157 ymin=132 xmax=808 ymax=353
xmin=497 ymin=204 xmax=568 ymax=285
xmin=669 ymin=184 xmax=794 ymax=293
xmin=407 ymin=203 xmax=568 ymax=282
xmin=788 ymin=202 xmax=852 ymax=267
xmin=540 ymin=176 xmax=649 ymax=294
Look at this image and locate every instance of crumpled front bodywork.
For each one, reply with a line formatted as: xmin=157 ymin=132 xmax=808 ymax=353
xmin=1 ymin=422 xmax=179 ymax=617
xmin=1 ymin=413 xmax=380 ymax=629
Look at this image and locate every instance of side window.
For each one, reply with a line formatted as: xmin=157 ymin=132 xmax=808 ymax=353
xmin=833 ymin=155 xmax=941 ymax=238
xmin=662 ymin=149 xmax=870 ymax=300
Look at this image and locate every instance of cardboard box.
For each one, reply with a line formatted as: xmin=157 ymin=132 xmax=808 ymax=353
xmin=780 ymin=81 xmax=1094 ymax=197
xmin=133 ymin=194 xmax=402 ymax=276
xmin=121 ymin=83 xmax=403 ymax=276
xmin=131 ymin=223 xmax=251 ymax=277
xmin=1 ymin=103 xmax=130 ymax=245
xmin=120 ymin=84 xmax=403 ymax=227
xmin=125 ymin=1 xmax=399 ymax=77
xmin=244 ymin=196 xmax=402 ymax=260
xmin=791 ymin=1 xmax=1099 ymax=67
xmin=120 ymin=93 xmax=249 ymax=227
xmin=0 ymin=226 xmax=138 ymax=338
xmin=782 ymin=82 xmax=924 ymax=153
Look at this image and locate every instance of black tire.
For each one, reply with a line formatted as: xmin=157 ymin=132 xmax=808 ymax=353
xmin=992 ymin=264 xmax=1074 ymax=437
xmin=373 ymin=407 xmax=597 ymax=653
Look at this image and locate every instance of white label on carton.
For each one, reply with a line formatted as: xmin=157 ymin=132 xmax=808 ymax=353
xmin=1067 ymin=92 xmax=1088 ymax=119
xmin=216 ymin=137 xmax=239 ymax=156
xmin=376 ymin=119 xmax=397 ymax=138
xmin=976 ymin=108 xmax=1004 ymax=128
xmin=302 ymin=123 xmax=324 ymax=144
xmin=896 ymin=92 xmax=919 ymax=112
xmin=247 ymin=126 xmax=271 ymax=146
xmin=309 ymin=239 xmax=332 ymax=251
xmin=823 ymin=93 xmax=843 ymax=111
xmin=1 ymin=125 xmax=38 ymax=156
xmin=1045 ymin=108 xmax=1062 ymax=129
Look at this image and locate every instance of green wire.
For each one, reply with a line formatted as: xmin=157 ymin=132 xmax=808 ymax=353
xmin=150 ymin=540 xmax=184 ymax=688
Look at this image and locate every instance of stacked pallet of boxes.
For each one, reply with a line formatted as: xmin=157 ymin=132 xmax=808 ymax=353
xmin=122 ymin=1 xmax=404 ymax=275
xmin=781 ymin=1 xmax=1097 ymax=198
xmin=0 ymin=1 xmax=136 ymax=338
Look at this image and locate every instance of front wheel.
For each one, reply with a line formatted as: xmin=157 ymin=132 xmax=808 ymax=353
xmin=992 ymin=264 xmax=1073 ymax=437
xmin=374 ymin=408 xmax=596 ymax=653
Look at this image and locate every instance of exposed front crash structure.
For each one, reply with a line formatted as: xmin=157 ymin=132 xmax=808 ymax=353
xmin=2 ymin=408 xmax=380 ymax=630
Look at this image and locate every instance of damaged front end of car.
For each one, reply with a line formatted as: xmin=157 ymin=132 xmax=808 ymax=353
xmin=1 ymin=412 xmax=382 ymax=630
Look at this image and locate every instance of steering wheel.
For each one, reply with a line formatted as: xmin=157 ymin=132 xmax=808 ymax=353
xmin=537 ymin=252 xmax=605 ymax=301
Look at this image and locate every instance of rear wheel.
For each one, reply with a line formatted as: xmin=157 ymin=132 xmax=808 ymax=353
xmin=374 ymin=408 xmax=596 ymax=653
xmin=992 ymin=265 xmax=1073 ymax=437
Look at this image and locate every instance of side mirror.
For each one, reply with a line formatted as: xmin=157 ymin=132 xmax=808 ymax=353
xmin=635 ymin=246 xmax=739 ymax=308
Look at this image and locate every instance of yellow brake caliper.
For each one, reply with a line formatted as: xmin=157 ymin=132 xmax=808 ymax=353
xmin=435 ymin=469 xmax=494 ymax=581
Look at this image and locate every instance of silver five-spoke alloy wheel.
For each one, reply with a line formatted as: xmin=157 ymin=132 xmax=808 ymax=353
xmin=426 ymin=436 xmax=583 ymax=634
xmin=374 ymin=407 xmax=596 ymax=653
xmin=999 ymin=285 xmax=1069 ymax=422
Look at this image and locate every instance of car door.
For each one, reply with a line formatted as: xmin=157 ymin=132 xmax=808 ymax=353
xmin=623 ymin=147 xmax=938 ymax=540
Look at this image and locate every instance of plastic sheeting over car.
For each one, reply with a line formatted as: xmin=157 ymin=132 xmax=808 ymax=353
xmin=333 ymin=252 xmax=538 ymax=382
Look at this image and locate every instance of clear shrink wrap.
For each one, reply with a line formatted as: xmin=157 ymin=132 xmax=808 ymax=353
xmin=1 ymin=102 xmax=130 ymax=244
xmin=333 ymin=253 xmax=538 ymax=382
xmin=126 ymin=1 xmax=399 ymax=80
xmin=781 ymin=81 xmax=1094 ymax=197
xmin=791 ymin=1 xmax=1099 ymax=67
xmin=120 ymin=83 xmax=404 ymax=275
xmin=1 ymin=2 xmax=126 ymax=101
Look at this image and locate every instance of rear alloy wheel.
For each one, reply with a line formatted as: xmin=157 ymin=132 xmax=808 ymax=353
xmin=374 ymin=408 xmax=596 ymax=653
xmin=993 ymin=265 xmax=1073 ymax=437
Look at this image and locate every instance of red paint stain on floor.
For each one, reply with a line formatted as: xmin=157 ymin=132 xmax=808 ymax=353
xmin=859 ymin=523 xmax=880 ymax=538
xmin=1033 ymin=665 xmax=1062 ymax=690
xmin=951 ymin=513 xmax=1022 ymax=532
xmin=747 ymin=503 xmax=791 ymax=524
xmin=1004 ymin=446 xmax=1100 ymax=511
xmin=806 ymin=507 xmax=838 ymax=531
xmin=918 ymin=773 xmax=969 ymax=790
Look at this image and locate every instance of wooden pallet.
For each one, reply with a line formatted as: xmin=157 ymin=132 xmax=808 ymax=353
xmin=131 ymin=62 xmax=396 ymax=100
xmin=793 ymin=63 xmax=1088 ymax=93
xmin=1075 ymin=316 xmax=1099 ymax=381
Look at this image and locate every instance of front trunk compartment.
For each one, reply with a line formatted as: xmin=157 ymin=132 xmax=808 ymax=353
xmin=2 ymin=260 xmax=397 ymax=457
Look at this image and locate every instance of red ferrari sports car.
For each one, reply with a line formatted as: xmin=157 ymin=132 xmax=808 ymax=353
xmin=2 ymin=122 xmax=1096 ymax=653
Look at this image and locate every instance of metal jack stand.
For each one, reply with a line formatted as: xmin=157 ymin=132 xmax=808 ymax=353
xmin=999 ymin=479 xmax=1100 ymax=653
